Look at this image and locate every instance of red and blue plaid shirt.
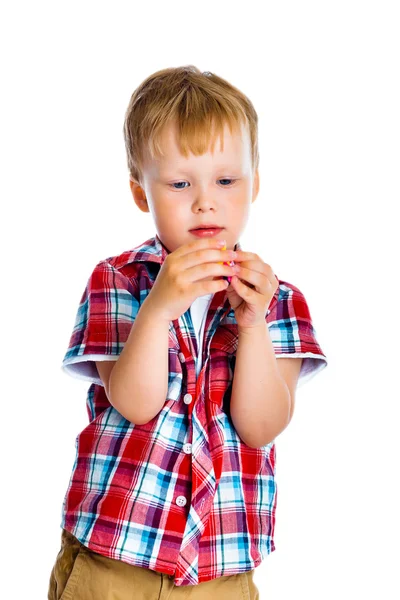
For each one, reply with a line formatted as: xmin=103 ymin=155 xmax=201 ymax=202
xmin=60 ymin=234 xmax=328 ymax=586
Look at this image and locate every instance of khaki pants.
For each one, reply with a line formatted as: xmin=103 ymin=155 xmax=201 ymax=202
xmin=48 ymin=529 xmax=260 ymax=599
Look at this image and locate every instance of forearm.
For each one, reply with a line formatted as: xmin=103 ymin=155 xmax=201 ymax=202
xmin=109 ymin=298 xmax=170 ymax=425
xmin=230 ymin=322 xmax=291 ymax=448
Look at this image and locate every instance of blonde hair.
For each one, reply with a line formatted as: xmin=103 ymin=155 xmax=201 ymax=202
xmin=123 ymin=65 xmax=259 ymax=186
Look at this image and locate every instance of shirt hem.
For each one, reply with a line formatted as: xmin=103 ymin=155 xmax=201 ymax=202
xmin=60 ymin=522 xmax=275 ymax=582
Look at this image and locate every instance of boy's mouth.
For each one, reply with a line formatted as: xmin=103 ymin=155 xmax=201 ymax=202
xmin=189 ymin=224 xmax=223 ymax=230
xmin=189 ymin=226 xmax=224 ymax=237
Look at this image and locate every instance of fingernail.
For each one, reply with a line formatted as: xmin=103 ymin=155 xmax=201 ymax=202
xmin=217 ymin=239 xmax=226 ymax=247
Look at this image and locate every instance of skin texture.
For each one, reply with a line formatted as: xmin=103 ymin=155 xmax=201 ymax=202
xmin=129 ymin=119 xmax=260 ymax=281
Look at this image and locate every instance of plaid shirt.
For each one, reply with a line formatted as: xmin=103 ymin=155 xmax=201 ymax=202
xmin=60 ymin=234 xmax=328 ymax=587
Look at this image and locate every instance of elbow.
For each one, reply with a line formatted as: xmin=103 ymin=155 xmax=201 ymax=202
xmin=108 ymin=385 xmax=166 ymax=426
xmin=237 ymin=413 xmax=291 ymax=449
xmin=243 ymin=434 xmax=275 ymax=449
xmin=245 ymin=431 xmax=281 ymax=449
xmin=243 ymin=428 xmax=282 ymax=449
xmin=109 ymin=402 xmax=157 ymax=426
xmin=107 ymin=387 xmax=141 ymax=425
xmin=109 ymin=396 xmax=158 ymax=426
xmin=128 ymin=412 xmax=158 ymax=426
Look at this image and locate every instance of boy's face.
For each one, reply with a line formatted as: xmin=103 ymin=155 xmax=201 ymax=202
xmin=130 ymin=119 xmax=259 ymax=279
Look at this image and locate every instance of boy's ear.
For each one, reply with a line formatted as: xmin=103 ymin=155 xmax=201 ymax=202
xmin=129 ymin=180 xmax=150 ymax=213
xmin=251 ymin=169 xmax=260 ymax=204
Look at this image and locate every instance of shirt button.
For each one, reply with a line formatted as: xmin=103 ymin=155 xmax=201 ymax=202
xmin=178 ymin=352 xmax=185 ymax=363
xmin=183 ymin=393 xmax=192 ymax=404
xmin=183 ymin=443 xmax=192 ymax=454
xmin=176 ymin=496 xmax=187 ymax=507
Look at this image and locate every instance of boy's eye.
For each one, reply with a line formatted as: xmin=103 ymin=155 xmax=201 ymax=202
xmin=169 ymin=179 xmax=236 ymax=190
xmin=170 ymin=181 xmax=188 ymax=189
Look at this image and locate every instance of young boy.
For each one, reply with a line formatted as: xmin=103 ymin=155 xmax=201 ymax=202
xmin=48 ymin=65 xmax=328 ymax=599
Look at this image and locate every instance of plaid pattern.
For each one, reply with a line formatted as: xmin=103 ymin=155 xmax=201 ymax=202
xmin=60 ymin=234 xmax=328 ymax=586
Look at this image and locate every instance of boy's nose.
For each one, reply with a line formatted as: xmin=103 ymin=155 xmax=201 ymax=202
xmin=193 ymin=189 xmax=217 ymax=207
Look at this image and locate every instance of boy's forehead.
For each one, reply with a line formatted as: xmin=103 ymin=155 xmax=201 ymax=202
xmin=146 ymin=119 xmax=251 ymax=172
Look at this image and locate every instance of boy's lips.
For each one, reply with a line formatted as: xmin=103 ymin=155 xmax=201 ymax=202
xmin=189 ymin=227 xmax=224 ymax=237
xmin=189 ymin=224 xmax=223 ymax=230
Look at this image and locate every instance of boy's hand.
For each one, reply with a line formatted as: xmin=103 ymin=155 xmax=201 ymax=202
xmin=225 ymin=251 xmax=279 ymax=329
xmin=146 ymin=238 xmax=237 ymax=321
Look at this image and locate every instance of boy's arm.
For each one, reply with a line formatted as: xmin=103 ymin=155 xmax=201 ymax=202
xmin=97 ymin=298 xmax=170 ymax=425
xmin=230 ymin=322 xmax=302 ymax=448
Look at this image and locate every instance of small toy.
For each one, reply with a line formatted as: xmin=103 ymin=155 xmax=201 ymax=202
xmin=219 ymin=243 xmax=235 ymax=283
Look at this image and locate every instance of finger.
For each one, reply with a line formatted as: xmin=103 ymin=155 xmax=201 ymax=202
xmin=233 ymin=262 xmax=270 ymax=282
xmin=230 ymin=274 xmax=257 ymax=294
xmin=172 ymin=237 xmax=226 ymax=260
xmin=233 ymin=266 xmax=273 ymax=294
xmin=233 ymin=260 xmax=276 ymax=287
xmin=179 ymin=241 xmax=236 ymax=271
xmin=233 ymin=254 xmax=274 ymax=276
xmin=231 ymin=251 xmax=258 ymax=262
xmin=188 ymin=261 xmax=236 ymax=283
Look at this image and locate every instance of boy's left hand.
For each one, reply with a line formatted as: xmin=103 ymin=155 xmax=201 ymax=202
xmin=225 ymin=250 xmax=279 ymax=329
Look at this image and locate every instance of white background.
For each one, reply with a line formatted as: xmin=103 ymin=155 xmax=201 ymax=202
xmin=1 ymin=1 xmax=399 ymax=598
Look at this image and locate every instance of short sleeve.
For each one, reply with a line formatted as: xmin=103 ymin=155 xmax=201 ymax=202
xmin=267 ymin=282 xmax=328 ymax=388
xmin=61 ymin=260 xmax=140 ymax=385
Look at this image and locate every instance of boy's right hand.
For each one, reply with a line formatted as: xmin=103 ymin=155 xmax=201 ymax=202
xmin=145 ymin=237 xmax=237 ymax=322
